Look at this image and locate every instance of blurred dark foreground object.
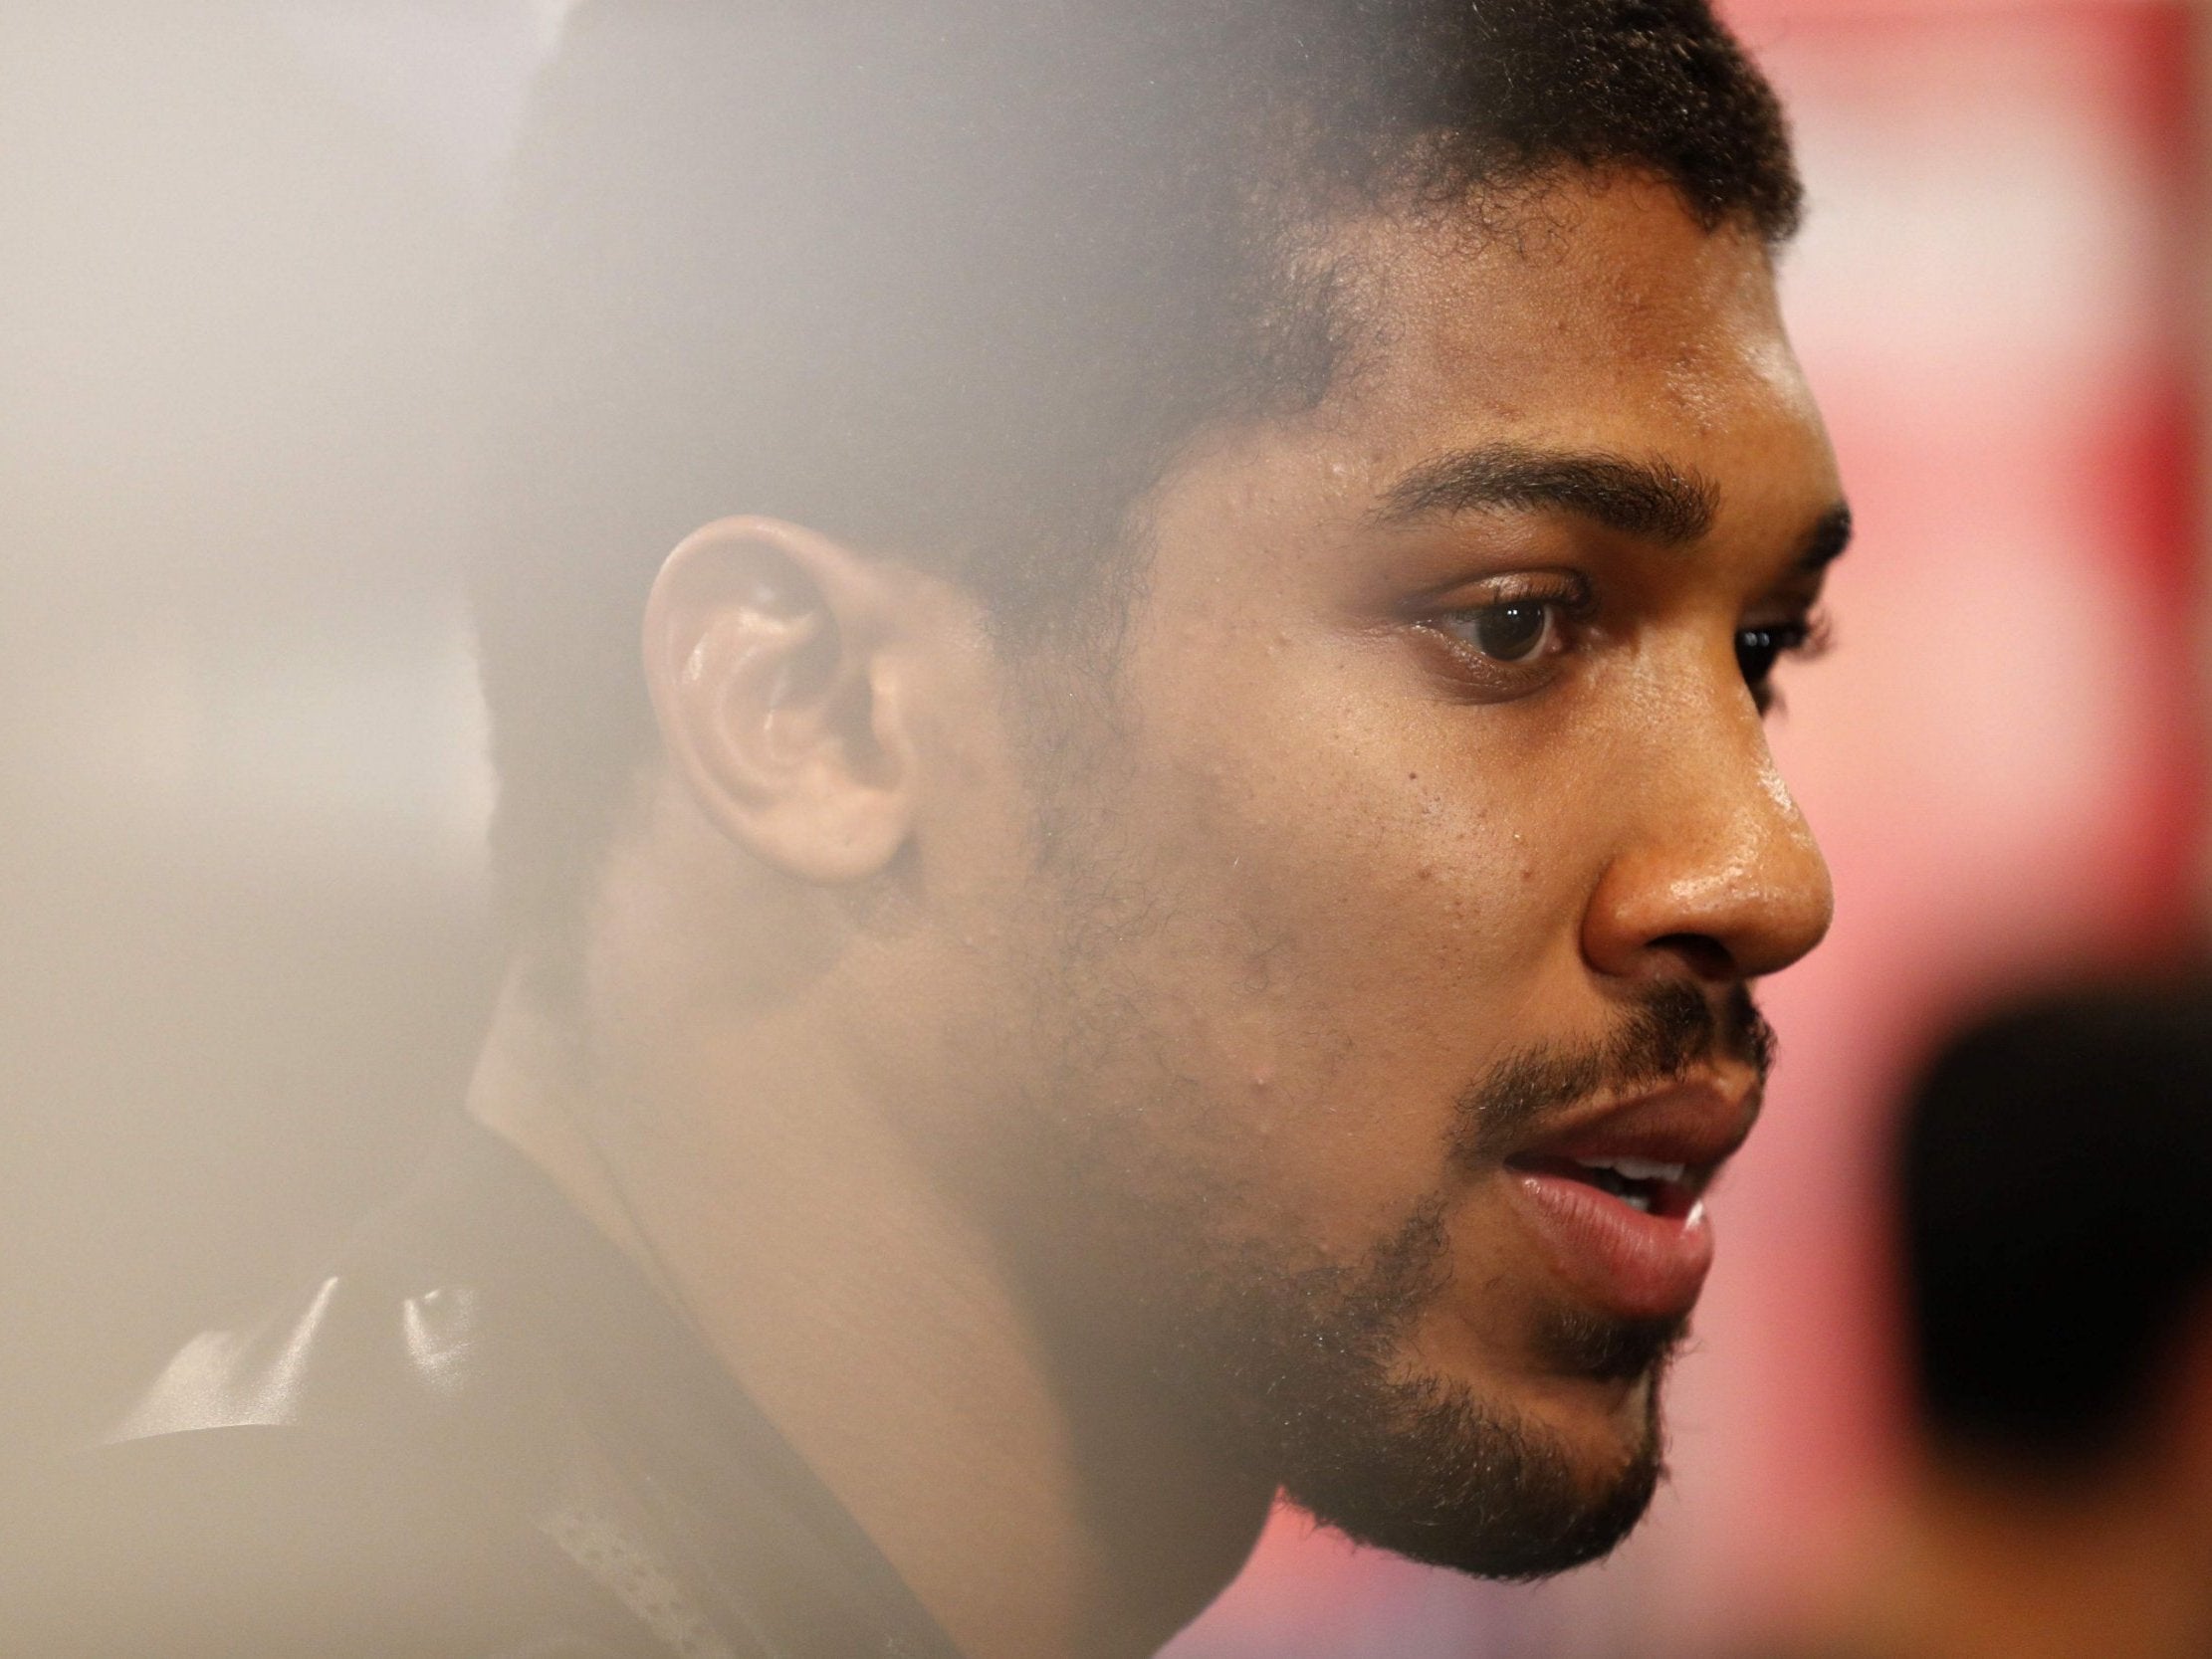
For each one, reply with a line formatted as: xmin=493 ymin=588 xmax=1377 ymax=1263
xmin=0 ymin=1120 xmax=966 ymax=1659
xmin=1899 ymin=973 xmax=2212 ymax=1474
xmin=1745 ymin=971 xmax=2212 ymax=1659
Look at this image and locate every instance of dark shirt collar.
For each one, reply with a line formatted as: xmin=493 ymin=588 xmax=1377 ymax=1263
xmin=389 ymin=1119 xmax=971 ymax=1659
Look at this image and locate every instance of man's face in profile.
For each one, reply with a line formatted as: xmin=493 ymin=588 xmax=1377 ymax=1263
xmin=908 ymin=173 xmax=1842 ymax=1575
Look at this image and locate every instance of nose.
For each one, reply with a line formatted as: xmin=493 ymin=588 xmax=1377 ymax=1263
xmin=1580 ymin=691 xmax=1834 ymax=986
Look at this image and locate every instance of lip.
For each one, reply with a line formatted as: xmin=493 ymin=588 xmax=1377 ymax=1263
xmin=1499 ymin=1074 xmax=1758 ymax=1323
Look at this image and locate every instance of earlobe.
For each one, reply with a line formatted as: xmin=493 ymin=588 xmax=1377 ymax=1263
xmin=642 ymin=516 xmax=919 ymax=883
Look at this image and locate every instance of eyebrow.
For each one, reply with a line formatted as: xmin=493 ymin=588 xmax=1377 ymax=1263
xmin=1374 ymin=442 xmax=1721 ymax=544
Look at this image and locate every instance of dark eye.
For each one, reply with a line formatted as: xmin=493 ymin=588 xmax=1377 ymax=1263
xmin=1465 ymin=601 xmax=1557 ymax=663
xmin=1422 ymin=575 xmax=1588 ymax=694
xmin=1736 ymin=611 xmax=1829 ymax=711
xmin=1734 ymin=624 xmax=1798 ymax=688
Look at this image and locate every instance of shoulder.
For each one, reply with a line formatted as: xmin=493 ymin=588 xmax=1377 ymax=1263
xmin=103 ymin=1266 xmax=508 ymax=1442
xmin=0 ymin=1271 xmax=660 ymax=1657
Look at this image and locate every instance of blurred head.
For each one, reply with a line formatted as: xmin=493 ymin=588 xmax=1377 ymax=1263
xmin=1875 ymin=977 xmax=2212 ymax=1659
xmin=473 ymin=0 xmax=1843 ymax=1579
xmin=1900 ymin=974 xmax=2212 ymax=1484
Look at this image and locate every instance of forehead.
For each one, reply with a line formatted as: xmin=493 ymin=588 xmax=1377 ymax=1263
xmin=1294 ymin=173 xmax=1835 ymax=499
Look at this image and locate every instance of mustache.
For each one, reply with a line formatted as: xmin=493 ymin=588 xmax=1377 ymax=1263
xmin=1451 ymin=981 xmax=1773 ymax=1166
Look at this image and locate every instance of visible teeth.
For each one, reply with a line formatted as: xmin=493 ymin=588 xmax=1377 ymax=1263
xmin=1578 ymin=1156 xmax=1687 ymax=1185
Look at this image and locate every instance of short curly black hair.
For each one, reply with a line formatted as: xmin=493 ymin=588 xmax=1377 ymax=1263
xmin=472 ymin=0 xmax=1801 ymax=966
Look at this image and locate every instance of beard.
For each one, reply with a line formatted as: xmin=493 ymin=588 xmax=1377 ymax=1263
xmin=1147 ymin=1194 xmax=1676 ymax=1579
xmin=1010 ymin=972 xmax=1769 ymax=1580
xmin=988 ymin=683 xmax=1772 ymax=1580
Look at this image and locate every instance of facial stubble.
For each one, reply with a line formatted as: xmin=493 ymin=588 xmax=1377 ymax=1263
xmin=989 ymin=661 xmax=1767 ymax=1579
xmin=1007 ymin=930 xmax=1767 ymax=1579
xmin=1149 ymin=985 xmax=1763 ymax=1579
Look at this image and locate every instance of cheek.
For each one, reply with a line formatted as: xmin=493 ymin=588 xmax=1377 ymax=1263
xmin=1096 ymin=665 xmax=1599 ymax=1228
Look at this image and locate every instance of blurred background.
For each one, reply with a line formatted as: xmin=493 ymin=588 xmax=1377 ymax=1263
xmin=3 ymin=2 xmax=2205 ymax=1655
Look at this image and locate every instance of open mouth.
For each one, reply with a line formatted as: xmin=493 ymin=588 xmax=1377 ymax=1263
xmin=1503 ymin=1153 xmax=1703 ymax=1221
xmin=1494 ymin=1079 xmax=1755 ymax=1322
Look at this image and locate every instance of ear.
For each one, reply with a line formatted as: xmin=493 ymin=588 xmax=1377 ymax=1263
xmin=641 ymin=516 xmax=922 ymax=883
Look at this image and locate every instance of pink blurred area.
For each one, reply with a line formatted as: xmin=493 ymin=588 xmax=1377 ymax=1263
xmin=4 ymin=6 xmax=2201 ymax=1654
xmin=1169 ymin=2 xmax=2208 ymax=1654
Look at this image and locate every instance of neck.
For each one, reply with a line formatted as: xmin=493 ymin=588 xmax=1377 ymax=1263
xmin=466 ymin=970 xmax=1273 ymax=1659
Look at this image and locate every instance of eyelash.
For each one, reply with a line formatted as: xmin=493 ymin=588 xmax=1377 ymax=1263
xmin=1737 ymin=609 xmax=1833 ymax=715
xmin=1423 ymin=577 xmax=1592 ymax=689
xmin=1425 ymin=584 xmax=1832 ymax=714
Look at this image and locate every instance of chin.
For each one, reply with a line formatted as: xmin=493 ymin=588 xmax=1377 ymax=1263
xmin=1271 ymin=1345 xmax=1670 ymax=1581
xmin=1182 ymin=1324 xmax=1672 ymax=1578
xmin=1511 ymin=1368 xmax=1665 ymax=1489
xmin=1140 ymin=1182 xmax=1691 ymax=1577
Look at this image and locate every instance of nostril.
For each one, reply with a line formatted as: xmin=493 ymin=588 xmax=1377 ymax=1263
xmin=1650 ymin=933 xmax=1734 ymax=981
